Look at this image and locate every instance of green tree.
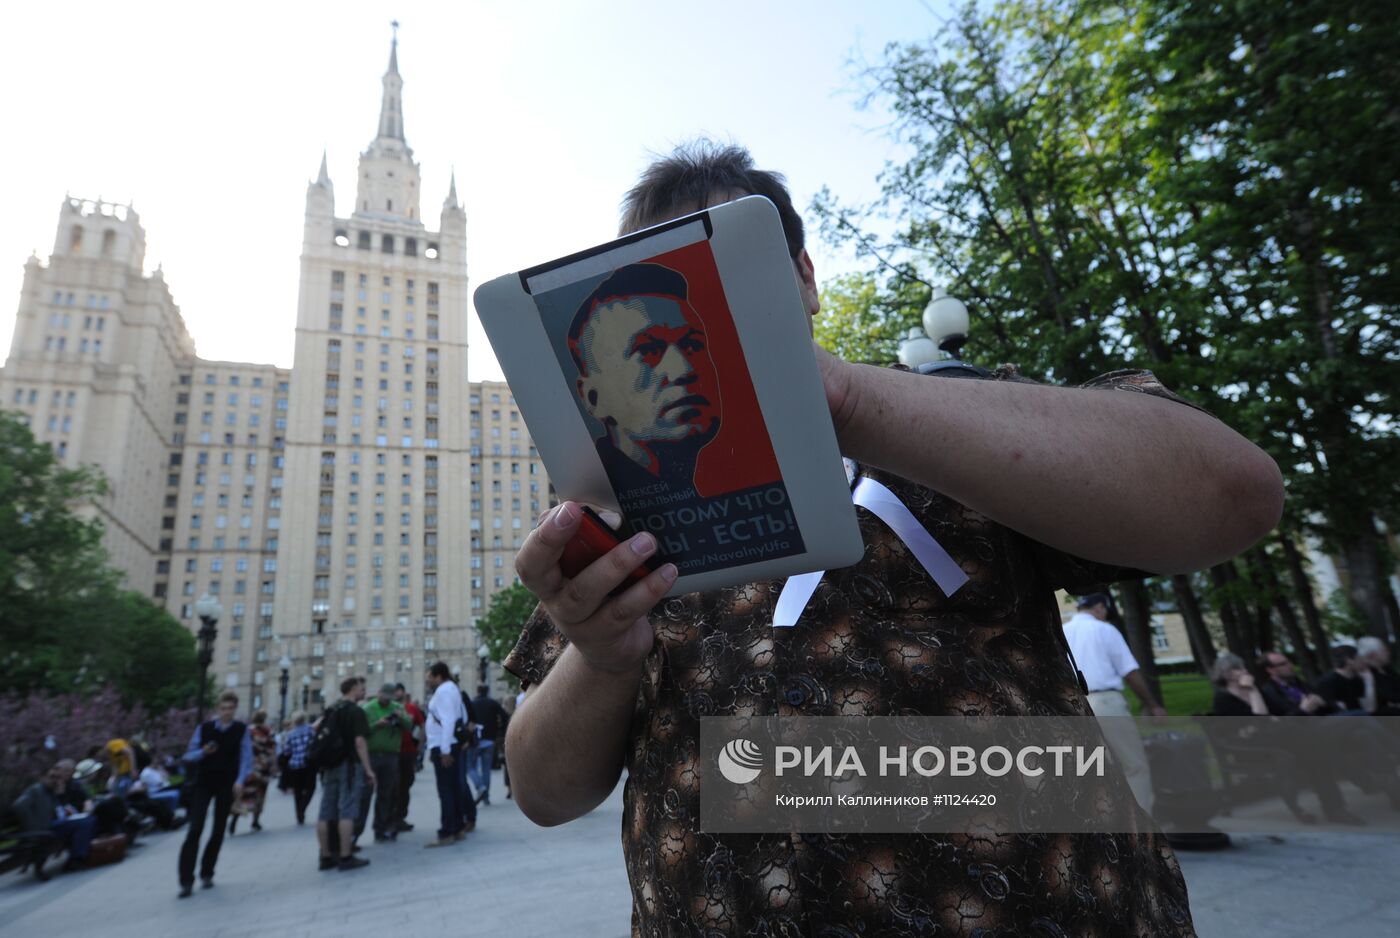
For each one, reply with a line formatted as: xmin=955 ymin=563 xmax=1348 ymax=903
xmin=477 ymin=581 xmax=539 ymax=677
xmin=814 ymin=0 xmax=1397 ymax=660
xmin=815 ymin=272 xmax=928 ymax=365
xmin=0 ymin=410 xmax=198 ymax=710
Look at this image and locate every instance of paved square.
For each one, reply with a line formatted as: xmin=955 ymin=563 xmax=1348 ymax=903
xmin=4 ymin=768 xmax=1399 ymax=936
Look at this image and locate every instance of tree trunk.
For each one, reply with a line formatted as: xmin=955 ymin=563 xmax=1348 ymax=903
xmin=1250 ymin=548 xmax=1318 ymax=681
xmin=1170 ymin=573 xmax=1217 ymax=672
xmin=1112 ymin=579 xmax=1162 ymax=703
xmin=1342 ymin=521 xmax=1390 ymax=640
xmin=1384 ymin=581 xmax=1400 ymax=648
xmin=1279 ymin=532 xmax=1332 ymax=674
xmin=1209 ymin=563 xmax=1250 ymax=659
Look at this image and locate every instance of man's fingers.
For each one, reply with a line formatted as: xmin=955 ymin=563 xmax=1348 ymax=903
xmin=552 ymin=531 xmax=659 ymax=623
xmin=515 ymin=502 xmax=582 ymax=597
xmin=602 ymin=562 xmax=678 ymax=626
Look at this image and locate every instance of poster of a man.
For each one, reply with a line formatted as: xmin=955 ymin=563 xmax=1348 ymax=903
xmin=566 ymin=263 xmax=720 ymax=492
xmin=530 ymin=239 xmax=807 ymax=576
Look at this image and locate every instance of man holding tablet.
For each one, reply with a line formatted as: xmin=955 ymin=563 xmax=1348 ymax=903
xmin=506 ymin=142 xmax=1282 ymax=936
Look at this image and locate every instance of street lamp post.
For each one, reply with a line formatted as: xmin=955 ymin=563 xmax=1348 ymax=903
xmin=477 ymin=643 xmax=490 ymax=686
xmin=194 ymin=594 xmax=223 ymax=724
xmin=278 ymin=654 xmax=293 ymax=727
xmin=898 ymin=286 xmax=984 ymax=377
xmin=301 ymin=674 xmax=312 ymax=711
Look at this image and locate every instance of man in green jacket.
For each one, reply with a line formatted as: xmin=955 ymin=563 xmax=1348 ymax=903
xmin=360 ymin=683 xmax=408 ymax=842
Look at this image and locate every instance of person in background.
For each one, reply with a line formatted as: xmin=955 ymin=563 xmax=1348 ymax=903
xmin=1062 ymin=592 xmax=1168 ymax=813
xmin=1257 ymin=652 xmax=1334 ymax=715
xmin=316 ymin=677 xmax=375 ymax=872
xmin=424 ymin=661 xmax=467 ymax=848
xmin=506 ymin=688 xmax=526 ymax=800
xmin=1356 ymin=637 xmax=1400 ymax=715
xmin=1316 ymin=645 xmax=1368 ymax=713
xmin=177 ymin=690 xmax=251 ymax=898
xmin=393 ymin=684 xmax=426 ymax=834
xmin=229 ymin=710 xmax=275 ymax=835
xmin=138 ymin=759 xmax=184 ymax=827
xmin=468 ymin=683 xmax=508 ymax=806
xmin=281 ymin=712 xmax=317 ymax=825
xmin=12 ymin=760 xmax=98 ymax=873
xmin=361 ymin=682 xmax=408 ymax=842
xmin=1210 ymin=652 xmax=1358 ymax=824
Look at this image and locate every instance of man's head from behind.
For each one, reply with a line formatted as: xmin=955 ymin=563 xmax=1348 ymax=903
xmin=1076 ymin=593 xmax=1111 ymax=621
xmin=619 ymin=141 xmax=819 ymax=323
xmin=569 ymin=264 xmax=720 ymax=472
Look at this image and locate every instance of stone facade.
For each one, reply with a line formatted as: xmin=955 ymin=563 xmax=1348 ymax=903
xmin=0 ymin=37 xmax=550 ymax=714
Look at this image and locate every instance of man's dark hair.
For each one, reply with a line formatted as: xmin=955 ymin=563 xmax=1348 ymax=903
xmin=217 ymin=690 xmax=239 ymax=706
xmin=476 ymin=684 xmax=490 ymax=696
xmin=620 ymin=141 xmax=805 ymax=258
xmin=339 ymin=676 xmax=360 ymax=695
xmin=428 ymin=661 xmax=452 ymax=681
xmin=1332 ymin=644 xmax=1359 ymax=669
xmin=394 ymin=683 xmax=405 ymax=692
xmin=567 ymin=263 xmax=689 ymax=377
xmin=1076 ymin=593 xmax=1111 ymax=610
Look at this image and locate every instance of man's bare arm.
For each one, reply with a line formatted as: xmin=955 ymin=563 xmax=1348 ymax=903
xmin=508 ymin=503 xmax=676 ymax=827
xmin=1123 ymin=670 xmax=1167 ymax=716
xmin=820 ymin=353 xmax=1284 ymax=575
xmin=507 ymin=646 xmax=641 ymax=826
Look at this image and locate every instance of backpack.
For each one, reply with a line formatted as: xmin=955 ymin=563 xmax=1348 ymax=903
xmin=306 ymin=702 xmax=349 ymax=771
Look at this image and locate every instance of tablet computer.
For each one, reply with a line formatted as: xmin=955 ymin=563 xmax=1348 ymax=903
xmin=473 ymin=195 xmax=862 ymax=595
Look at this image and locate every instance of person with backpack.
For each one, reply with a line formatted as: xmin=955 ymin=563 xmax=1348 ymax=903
xmin=313 ymin=676 xmax=376 ymax=871
xmin=177 ymin=690 xmax=251 ymax=898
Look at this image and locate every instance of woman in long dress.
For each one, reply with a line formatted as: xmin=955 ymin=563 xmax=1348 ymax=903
xmin=229 ymin=710 xmax=276 ymax=833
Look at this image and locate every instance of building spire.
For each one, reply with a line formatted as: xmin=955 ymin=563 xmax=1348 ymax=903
xmin=447 ymin=167 xmax=459 ymax=206
xmin=316 ymin=148 xmax=331 ymax=186
xmin=376 ymin=21 xmax=405 ymax=142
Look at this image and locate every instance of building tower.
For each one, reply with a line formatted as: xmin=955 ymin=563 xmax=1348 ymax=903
xmin=0 ymin=197 xmax=195 ymax=594
xmin=274 ymin=29 xmax=471 ymax=704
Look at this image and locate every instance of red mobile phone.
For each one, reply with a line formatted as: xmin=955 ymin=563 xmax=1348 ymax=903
xmin=559 ymin=506 xmax=660 ymax=595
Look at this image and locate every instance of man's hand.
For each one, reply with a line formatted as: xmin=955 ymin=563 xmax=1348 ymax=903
xmin=1301 ymin=694 xmax=1327 ymax=714
xmin=515 ymin=502 xmax=678 ymax=677
xmin=232 ymin=783 xmax=243 ymax=801
xmin=438 ymin=752 xmax=453 ymax=768
xmin=365 ymin=770 xmax=377 ymax=788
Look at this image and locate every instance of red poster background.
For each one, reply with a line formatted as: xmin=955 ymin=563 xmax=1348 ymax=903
xmin=645 ymin=239 xmax=781 ymax=496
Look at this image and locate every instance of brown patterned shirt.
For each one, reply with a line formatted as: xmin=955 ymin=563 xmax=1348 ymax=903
xmin=506 ymin=368 xmax=1198 ymax=937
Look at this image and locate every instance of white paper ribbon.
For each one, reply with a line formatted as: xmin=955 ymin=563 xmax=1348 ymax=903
xmin=773 ymin=476 xmax=969 ymax=627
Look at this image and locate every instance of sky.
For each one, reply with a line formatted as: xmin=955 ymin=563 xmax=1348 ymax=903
xmin=0 ymin=0 xmax=949 ymax=381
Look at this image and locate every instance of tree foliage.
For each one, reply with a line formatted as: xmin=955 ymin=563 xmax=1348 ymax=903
xmin=477 ymin=581 xmax=539 ymax=670
xmin=0 ymin=410 xmax=200 ymax=712
xmin=815 ymin=0 xmax=1398 ymax=643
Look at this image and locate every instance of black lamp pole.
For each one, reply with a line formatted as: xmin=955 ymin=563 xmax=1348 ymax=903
xmin=278 ymin=655 xmax=292 ymax=727
xmin=194 ymin=595 xmax=221 ymax=724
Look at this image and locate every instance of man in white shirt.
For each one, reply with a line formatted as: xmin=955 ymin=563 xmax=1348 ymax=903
xmin=1063 ymin=593 xmax=1168 ymax=813
xmin=424 ymin=660 xmax=468 ymax=847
